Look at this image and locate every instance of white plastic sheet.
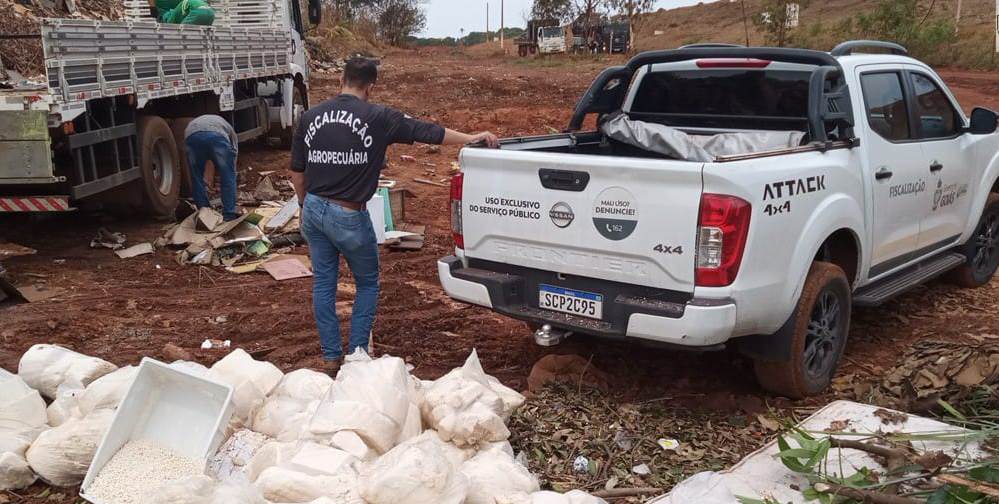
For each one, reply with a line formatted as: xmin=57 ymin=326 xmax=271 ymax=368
xmin=18 ymin=344 xmax=117 ymax=399
xmin=601 ymin=112 xmax=806 ymax=162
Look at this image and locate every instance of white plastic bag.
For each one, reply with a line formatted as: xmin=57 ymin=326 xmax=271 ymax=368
xmin=461 ymin=444 xmax=540 ymax=504
xmin=328 ymin=353 xmax=412 ymax=428
xmin=421 ymin=350 xmax=525 ymax=448
xmin=209 ymin=349 xmax=284 ymax=426
xmin=149 ymin=475 xmax=270 ymax=504
xmin=327 ymin=431 xmax=378 ymax=462
xmin=18 ymin=344 xmax=117 ymax=399
xmin=252 ymin=396 xmax=320 ymax=440
xmin=46 ymin=380 xmax=84 ymax=427
xmin=650 ymin=471 xmax=738 ymax=504
xmin=525 ymin=490 xmax=609 ymax=504
xmin=358 ymin=431 xmax=468 ymax=504
xmin=307 ymin=400 xmax=401 ymax=455
xmin=1 ymin=370 xmax=47 ymax=489
xmin=209 ymin=429 xmax=271 ymax=483
xmin=246 ymin=441 xmax=362 ymax=503
xmin=78 ymin=365 xmax=138 ymax=415
xmin=0 ymin=451 xmax=36 ymax=490
xmin=272 ymin=369 xmax=333 ymax=402
xmin=25 ymin=409 xmax=114 ymax=487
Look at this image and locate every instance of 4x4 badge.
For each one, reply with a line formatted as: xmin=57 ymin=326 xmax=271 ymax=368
xmin=550 ymin=202 xmax=575 ymax=228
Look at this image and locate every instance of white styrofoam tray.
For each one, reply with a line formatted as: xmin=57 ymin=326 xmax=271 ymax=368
xmin=651 ymin=400 xmax=987 ymax=504
xmin=80 ymin=358 xmax=234 ymax=504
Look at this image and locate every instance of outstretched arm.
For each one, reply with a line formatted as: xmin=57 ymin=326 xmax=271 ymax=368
xmin=442 ymin=129 xmax=500 ymax=148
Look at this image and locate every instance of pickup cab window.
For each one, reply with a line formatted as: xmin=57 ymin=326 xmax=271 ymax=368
xmin=630 ymin=69 xmax=811 ymax=129
xmin=860 ymin=72 xmax=910 ymax=141
xmin=910 ymin=73 xmax=959 ymax=139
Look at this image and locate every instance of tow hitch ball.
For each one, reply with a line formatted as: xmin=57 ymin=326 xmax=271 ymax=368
xmin=534 ymin=324 xmax=571 ymax=346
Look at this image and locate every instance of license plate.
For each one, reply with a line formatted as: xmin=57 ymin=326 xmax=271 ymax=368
xmin=538 ymin=284 xmax=603 ymax=319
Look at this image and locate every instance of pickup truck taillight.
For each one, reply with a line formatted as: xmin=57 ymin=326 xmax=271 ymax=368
xmin=696 ymin=194 xmax=751 ymax=287
xmin=450 ymin=172 xmax=464 ymax=249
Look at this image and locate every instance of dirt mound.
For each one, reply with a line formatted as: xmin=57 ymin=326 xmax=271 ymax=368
xmin=306 ymin=24 xmax=381 ymax=74
xmin=0 ymin=0 xmax=123 ymax=78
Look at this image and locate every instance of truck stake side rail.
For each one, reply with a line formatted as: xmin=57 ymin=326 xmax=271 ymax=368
xmin=30 ymin=18 xmax=290 ymax=116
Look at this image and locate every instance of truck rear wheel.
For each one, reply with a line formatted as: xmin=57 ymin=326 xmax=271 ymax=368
xmin=949 ymin=193 xmax=999 ymax=288
xmin=137 ymin=115 xmax=181 ymax=216
xmin=170 ymin=117 xmax=195 ymax=197
xmin=279 ymin=85 xmax=305 ymax=149
xmin=753 ymin=262 xmax=851 ymax=399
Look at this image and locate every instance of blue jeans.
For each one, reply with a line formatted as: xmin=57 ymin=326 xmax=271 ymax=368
xmin=301 ymin=193 xmax=379 ymax=361
xmin=186 ymin=131 xmax=238 ymax=221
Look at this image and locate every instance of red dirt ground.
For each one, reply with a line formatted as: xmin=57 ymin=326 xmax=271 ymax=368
xmin=3 ymin=47 xmax=999 ymax=502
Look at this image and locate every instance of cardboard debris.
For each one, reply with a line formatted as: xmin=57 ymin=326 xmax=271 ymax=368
xmin=0 ymin=242 xmax=36 ymax=259
xmin=262 ymin=257 xmax=313 ymax=281
xmin=9 ymin=283 xmax=65 ymax=303
xmin=115 ymin=243 xmax=154 ymax=259
xmin=264 ymin=198 xmax=300 ymax=232
xmin=90 ymin=228 xmax=126 ymax=250
xmin=196 ymin=207 xmax=223 ymax=232
xmin=386 ymin=223 xmax=426 ymax=251
xmin=253 ymin=176 xmax=281 ymax=201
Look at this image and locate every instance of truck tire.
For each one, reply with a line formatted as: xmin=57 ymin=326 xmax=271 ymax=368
xmin=279 ymin=85 xmax=305 ymax=149
xmin=753 ymin=262 xmax=851 ymax=399
xmin=137 ymin=115 xmax=181 ymax=217
xmin=949 ymin=193 xmax=999 ymax=288
xmin=170 ymin=117 xmax=195 ymax=197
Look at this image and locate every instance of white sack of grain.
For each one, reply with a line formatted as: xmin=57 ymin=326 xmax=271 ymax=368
xmin=78 ymin=365 xmax=138 ymax=416
xmin=396 ymin=402 xmax=423 ymax=445
xmin=246 ymin=441 xmax=361 ymax=503
xmin=149 ymin=474 xmax=270 ymax=504
xmin=516 ymin=490 xmax=609 ymax=504
xmin=0 ymin=370 xmax=48 ymax=478
xmin=251 ymin=369 xmax=331 ymax=440
xmin=25 ymin=409 xmax=114 ymax=487
xmin=271 ymin=369 xmax=333 ymax=402
xmin=252 ymin=396 xmax=320 ymax=440
xmin=46 ymin=381 xmax=84 ymax=427
xmin=326 ymin=431 xmax=378 ymax=462
xmin=306 ymin=399 xmax=401 ymax=455
xmin=421 ymin=350 xmax=525 ymax=448
xmin=358 ymin=430 xmax=468 ymax=504
xmin=169 ymin=360 xmax=212 ymax=376
xmin=18 ymin=344 xmax=117 ymax=399
xmin=0 ymin=370 xmax=42 ymax=493
xmin=209 ymin=429 xmax=271 ymax=483
xmin=461 ymin=444 xmax=539 ymax=504
xmin=209 ymin=349 xmax=284 ymax=426
xmin=255 ymin=466 xmax=361 ymax=503
xmin=0 ymin=452 xmax=36 ymax=490
xmin=328 ymin=351 xmax=412 ymax=427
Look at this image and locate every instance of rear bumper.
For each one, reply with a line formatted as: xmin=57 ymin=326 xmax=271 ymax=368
xmin=437 ymin=256 xmax=737 ymax=348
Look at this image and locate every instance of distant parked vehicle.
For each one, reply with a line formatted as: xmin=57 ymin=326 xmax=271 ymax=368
xmin=517 ymin=19 xmax=559 ymax=57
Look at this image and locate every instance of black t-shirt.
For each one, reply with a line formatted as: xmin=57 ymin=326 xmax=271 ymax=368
xmin=291 ymin=94 xmax=446 ymax=202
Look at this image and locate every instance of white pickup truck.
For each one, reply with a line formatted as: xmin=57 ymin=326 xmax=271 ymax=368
xmin=438 ymin=41 xmax=999 ymax=398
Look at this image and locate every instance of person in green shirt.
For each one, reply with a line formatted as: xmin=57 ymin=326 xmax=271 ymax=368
xmin=149 ymin=0 xmax=215 ymax=25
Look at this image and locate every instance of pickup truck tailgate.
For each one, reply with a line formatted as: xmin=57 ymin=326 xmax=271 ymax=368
xmin=459 ymin=148 xmax=704 ymax=292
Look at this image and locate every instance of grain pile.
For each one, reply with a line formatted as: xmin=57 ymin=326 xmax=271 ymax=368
xmin=87 ymin=440 xmax=203 ymax=504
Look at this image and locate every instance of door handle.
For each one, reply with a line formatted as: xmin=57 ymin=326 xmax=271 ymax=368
xmin=930 ymin=161 xmax=944 ymax=172
xmin=875 ymin=167 xmax=893 ymax=180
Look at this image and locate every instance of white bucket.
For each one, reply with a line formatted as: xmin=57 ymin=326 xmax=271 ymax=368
xmin=79 ymin=358 xmax=234 ymax=503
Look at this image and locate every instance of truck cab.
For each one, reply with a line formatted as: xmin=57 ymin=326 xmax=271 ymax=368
xmin=439 ymin=41 xmax=999 ymax=398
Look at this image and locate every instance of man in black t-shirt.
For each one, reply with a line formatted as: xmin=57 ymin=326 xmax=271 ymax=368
xmin=291 ymin=58 xmax=498 ymax=373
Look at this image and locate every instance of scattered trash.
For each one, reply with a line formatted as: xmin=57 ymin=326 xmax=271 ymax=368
xmin=657 ymin=438 xmax=680 ymax=451
xmin=261 ymin=257 xmax=312 ymax=281
xmin=90 ymin=228 xmax=126 ymax=250
xmin=413 ymin=178 xmax=448 ymax=188
xmin=114 ymin=243 xmax=154 ymax=259
xmin=631 ymin=463 xmax=651 ymax=476
xmin=0 ymin=242 xmax=36 ymax=260
xmin=572 ymin=456 xmax=589 ymax=474
xmin=252 ymin=176 xmax=281 ymax=202
xmin=400 ymin=154 xmax=416 ymax=163
xmin=201 ymin=339 xmax=232 ymax=350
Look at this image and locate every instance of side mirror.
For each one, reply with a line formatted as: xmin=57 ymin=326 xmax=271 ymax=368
xmin=307 ymin=0 xmax=321 ymax=26
xmin=969 ymin=107 xmax=998 ymax=135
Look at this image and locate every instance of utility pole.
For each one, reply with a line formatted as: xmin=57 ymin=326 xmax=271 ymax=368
xmin=956 ymin=0 xmax=963 ymax=34
xmin=486 ymin=2 xmax=490 ymax=43
xmin=500 ymin=0 xmax=505 ymax=48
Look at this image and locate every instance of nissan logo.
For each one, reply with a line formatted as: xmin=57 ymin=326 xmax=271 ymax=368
xmin=549 ymin=202 xmax=575 ymax=228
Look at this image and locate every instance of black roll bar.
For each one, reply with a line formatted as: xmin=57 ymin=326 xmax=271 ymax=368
xmin=830 ymin=40 xmax=908 ymax=56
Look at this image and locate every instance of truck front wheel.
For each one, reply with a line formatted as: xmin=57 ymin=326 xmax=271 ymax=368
xmin=753 ymin=262 xmax=851 ymax=399
xmin=949 ymin=193 xmax=999 ymax=288
xmin=137 ymin=115 xmax=181 ymax=216
xmin=279 ymin=85 xmax=306 ymax=149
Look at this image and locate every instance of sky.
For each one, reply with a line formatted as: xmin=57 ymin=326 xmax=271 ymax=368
xmin=420 ymin=0 xmax=715 ymax=38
